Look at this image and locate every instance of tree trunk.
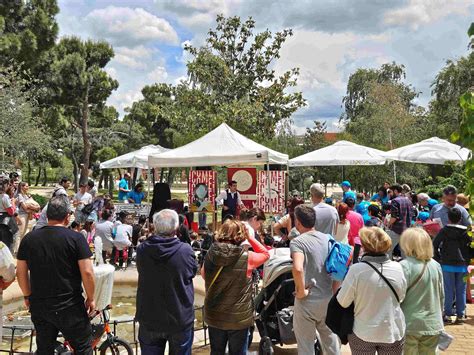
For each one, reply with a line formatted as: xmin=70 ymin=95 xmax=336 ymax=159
xmin=108 ymin=175 xmax=114 ymax=198
xmin=132 ymin=168 xmax=138 ymax=187
xmin=35 ymin=166 xmax=42 ymax=186
xmin=72 ymin=159 xmax=79 ymax=193
xmin=42 ymin=165 xmax=47 ymax=186
xmin=99 ymin=173 xmax=104 ymax=189
xmin=79 ymin=88 xmax=92 ymax=186
xmin=27 ymin=158 xmax=31 ymax=185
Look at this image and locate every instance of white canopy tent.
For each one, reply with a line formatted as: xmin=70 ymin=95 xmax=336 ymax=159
xmin=148 ymin=123 xmax=289 ymax=167
xmin=289 ymin=140 xmax=387 ymax=167
xmin=148 ymin=123 xmax=289 ymax=229
xmin=99 ymin=144 xmax=169 ymax=170
xmin=384 ymin=137 xmax=472 ymax=165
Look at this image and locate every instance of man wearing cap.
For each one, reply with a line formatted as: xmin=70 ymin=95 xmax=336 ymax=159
xmin=216 ymin=181 xmax=245 ymax=221
xmin=309 ymin=183 xmax=339 ymax=235
xmin=341 ymin=181 xmax=356 ymax=202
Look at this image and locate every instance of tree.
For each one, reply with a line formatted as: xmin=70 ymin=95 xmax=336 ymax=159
xmin=430 ymin=52 xmax=474 ymax=139
xmin=341 ymin=62 xmax=417 ymax=125
xmin=182 ymin=15 xmax=306 ymax=139
xmin=457 ymin=23 xmax=474 ymax=216
xmin=0 ymin=0 xmax=59 ymax=73
xmin=0 ymin=66 xmax=52 ymax=173
xmin=44 ymin=37 xmax=118 ymax=184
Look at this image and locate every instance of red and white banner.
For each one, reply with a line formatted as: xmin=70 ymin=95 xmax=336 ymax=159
xmin=227 ymin=167 xmax=257 ymax=209
xmin=188 ymin=170 xmax=216 ymax=212
xmin=257 ymin=171 xmax=285 ymax=213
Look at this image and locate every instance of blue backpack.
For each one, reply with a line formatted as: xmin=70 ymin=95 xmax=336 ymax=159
xmin=325 ymin=236 xmax=353 ymax=281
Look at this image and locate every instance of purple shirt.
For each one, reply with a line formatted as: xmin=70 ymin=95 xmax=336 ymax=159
xmin=390 ymin=196 xmax=413 ymax=235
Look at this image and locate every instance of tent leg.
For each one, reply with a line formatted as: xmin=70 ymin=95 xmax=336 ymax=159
xmin=267 ymin=164 xmax=273 ymax=236
xmin=393 ymin=161 xmax=397 ymax=183
xmin=147 ymin=168 xmax=151 ymax=204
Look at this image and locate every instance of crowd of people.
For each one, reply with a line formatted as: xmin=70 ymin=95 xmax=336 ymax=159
xmin=0 ymin=173 xmax=472 ymax=355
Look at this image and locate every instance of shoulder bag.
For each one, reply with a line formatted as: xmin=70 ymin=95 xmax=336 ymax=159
xmin=362 ymin=261 xmax=400 ymax=303
xmin=407 ymin=262 xmax=427 ymax=292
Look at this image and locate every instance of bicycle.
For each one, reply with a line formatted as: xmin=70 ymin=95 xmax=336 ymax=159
xmin=54 ymin=305 xmax=133 ymax=355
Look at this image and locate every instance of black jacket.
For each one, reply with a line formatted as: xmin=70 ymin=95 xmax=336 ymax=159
xmin=135 ymin=235 xmax=197 ymax=332
xmin=433 ymin=225 xmax=472 ymax=266
xmin=325 ymin=289 xmax=354 ymax=345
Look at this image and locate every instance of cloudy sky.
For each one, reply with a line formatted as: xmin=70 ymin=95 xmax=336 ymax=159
xmin=57 ymin=0 xmax=474 ymax=133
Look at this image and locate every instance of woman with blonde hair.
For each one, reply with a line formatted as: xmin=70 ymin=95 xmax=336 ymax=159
xmin=337 ymin=227 xmax=407 ymax=354
xmin=202 ymin=219 xmax=269 ymax=354
xmin=399 ymin=228 xmax=444 ymax=355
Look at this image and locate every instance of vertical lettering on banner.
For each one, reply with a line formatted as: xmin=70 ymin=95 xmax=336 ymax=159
xmin=257 ymin=171 xmax=285 ymax=213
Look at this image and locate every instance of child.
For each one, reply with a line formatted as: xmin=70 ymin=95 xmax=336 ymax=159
xmin=365 ymin=204 xmax=383 ymax=227
xmin=433 ymin=208 xmax=473 ymax=323
xmin=113 ymin=212 xmax=133 ymax=268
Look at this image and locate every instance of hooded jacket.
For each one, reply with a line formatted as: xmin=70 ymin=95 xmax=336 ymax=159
xmin=135 ymin=235 xmax=197 ymax=332
xmin=433 ymin=225 xmax=472 ymax=266
xmin=204 ymin=242 xmax=253 ymax=330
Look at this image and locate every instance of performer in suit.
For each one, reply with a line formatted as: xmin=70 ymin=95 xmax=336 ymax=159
xmin=216 ymin=180 xmax=245 ymax=221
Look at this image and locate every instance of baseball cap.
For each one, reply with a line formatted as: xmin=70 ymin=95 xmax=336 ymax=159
xmin=418 ymin=211 xmax=430 ymax=222
xmin=341 ymin=180 xmax=351 ymax=188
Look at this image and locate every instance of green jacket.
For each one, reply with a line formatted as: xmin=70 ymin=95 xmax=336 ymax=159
xmin=204 ymin=242 xmax=254 ymax=330
xmin=400 ymin=257 xmax=444 ymax=336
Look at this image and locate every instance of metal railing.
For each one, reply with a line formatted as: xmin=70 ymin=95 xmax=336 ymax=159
xmin=1 ymin=306 xmax=208 ymax=354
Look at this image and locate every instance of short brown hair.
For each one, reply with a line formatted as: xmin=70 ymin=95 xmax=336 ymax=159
xmin=216 ymin=219 xmax=248 ymax=245
xmin=294 ymin=204 xmax=316 ymax=228
xmin=359 ymin=227 xmax=392 ymax=254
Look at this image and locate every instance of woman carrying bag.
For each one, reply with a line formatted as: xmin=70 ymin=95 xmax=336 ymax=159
xmin=399 ymin=228 xmax=445 ymax=355
xmin=202 ymin=219 xmax=269 ymax=355
xmin=336 ymin=227 xmax=407 ymax=354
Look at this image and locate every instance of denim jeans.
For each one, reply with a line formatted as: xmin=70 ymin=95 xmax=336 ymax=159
xmin=138 ymin=324 xmax=193 ymax=355
xmin=198 ymin=213 xmax=207 ymax=229
xmin=208 ymin=326 xmax=249 ymax=355
xmin=31 ymin=302 xmax=92 ymax=355
xmin=443 ymin=271 xmax=467 ymax=317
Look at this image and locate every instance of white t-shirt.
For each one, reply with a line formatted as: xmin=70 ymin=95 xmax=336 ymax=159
xmin=0 ymin=241 xmax=15 ymax=342
xmin=96 ymin=220 xmax=114 ymax=252
xmin=337 ymin=257 xmax=407 ymax=343
xmin=74 ymin=192 xmax=92 ymax=210
xmin=0 ymin=194 xmax=12 ymax=213
xmin=113 ymin=224 xmax=132 ymax=250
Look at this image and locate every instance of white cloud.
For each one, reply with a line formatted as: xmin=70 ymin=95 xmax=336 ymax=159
xmin=105 ymin=66 xmax=118 ymax=80
xmin=147 ymin=66 xmax=169 ymax=82
xmin=107 ymin=88 xmax=144 ymax=113
xmin=86 ymin=6 xmax=179 ymax=46
xmin=113 ymin=45 xmax=153 ymax=69
xmin=157 ymin=0 xmax=241 ymax=32
xmin=384 ymin=0 xmax=472 ymax=30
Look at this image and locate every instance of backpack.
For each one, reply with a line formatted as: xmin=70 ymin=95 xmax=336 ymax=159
xmin=325 ymin=236 xmax=353 ymax=281
xmin=81 ymin=203 xmax=94 ymax=216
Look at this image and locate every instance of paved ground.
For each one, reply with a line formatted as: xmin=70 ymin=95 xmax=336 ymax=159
xmin=6 ymin=267 xmax=471 ymax=354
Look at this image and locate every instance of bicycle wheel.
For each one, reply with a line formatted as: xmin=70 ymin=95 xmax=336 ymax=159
xmin=99 ymin=338 xmax=133 ymax=355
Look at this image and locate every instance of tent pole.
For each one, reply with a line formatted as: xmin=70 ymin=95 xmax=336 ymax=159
xmin=393 ymin=161 xmax=397 ymax=184
xmin=147 ymin=168 xmax=151 ymax=204
xmin=267 ymin=163 xmax=273 ymax=236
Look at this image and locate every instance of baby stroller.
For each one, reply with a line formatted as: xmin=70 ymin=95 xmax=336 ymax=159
xmin=254 ymin=248 xmax=321 ymax=354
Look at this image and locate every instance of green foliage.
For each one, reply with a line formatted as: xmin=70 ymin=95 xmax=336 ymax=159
xmin=184 ymin=15 xmax=306 ymax=138
xmin=431 ymin=52 xmax=474 ymax=139
xmin=44 ymin=36 xmax=119 ymax=184
xmin=30 ymin=193 xmax=48 ymax=208
xmin=0 ymin=65 xmax=52 ymax=170
xmin=0 ymin=0 xmax=59 ymax=72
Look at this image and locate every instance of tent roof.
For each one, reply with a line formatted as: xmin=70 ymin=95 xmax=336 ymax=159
xmin=148 ymin=123 xmax=289 ymax=167
xmin=384 ymin=137 xmax=472 ymax=165
xmin=100 ymin=144 xmax=169 ymax=169
xmin=289 ymin=140 xmax=386 ymax=167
